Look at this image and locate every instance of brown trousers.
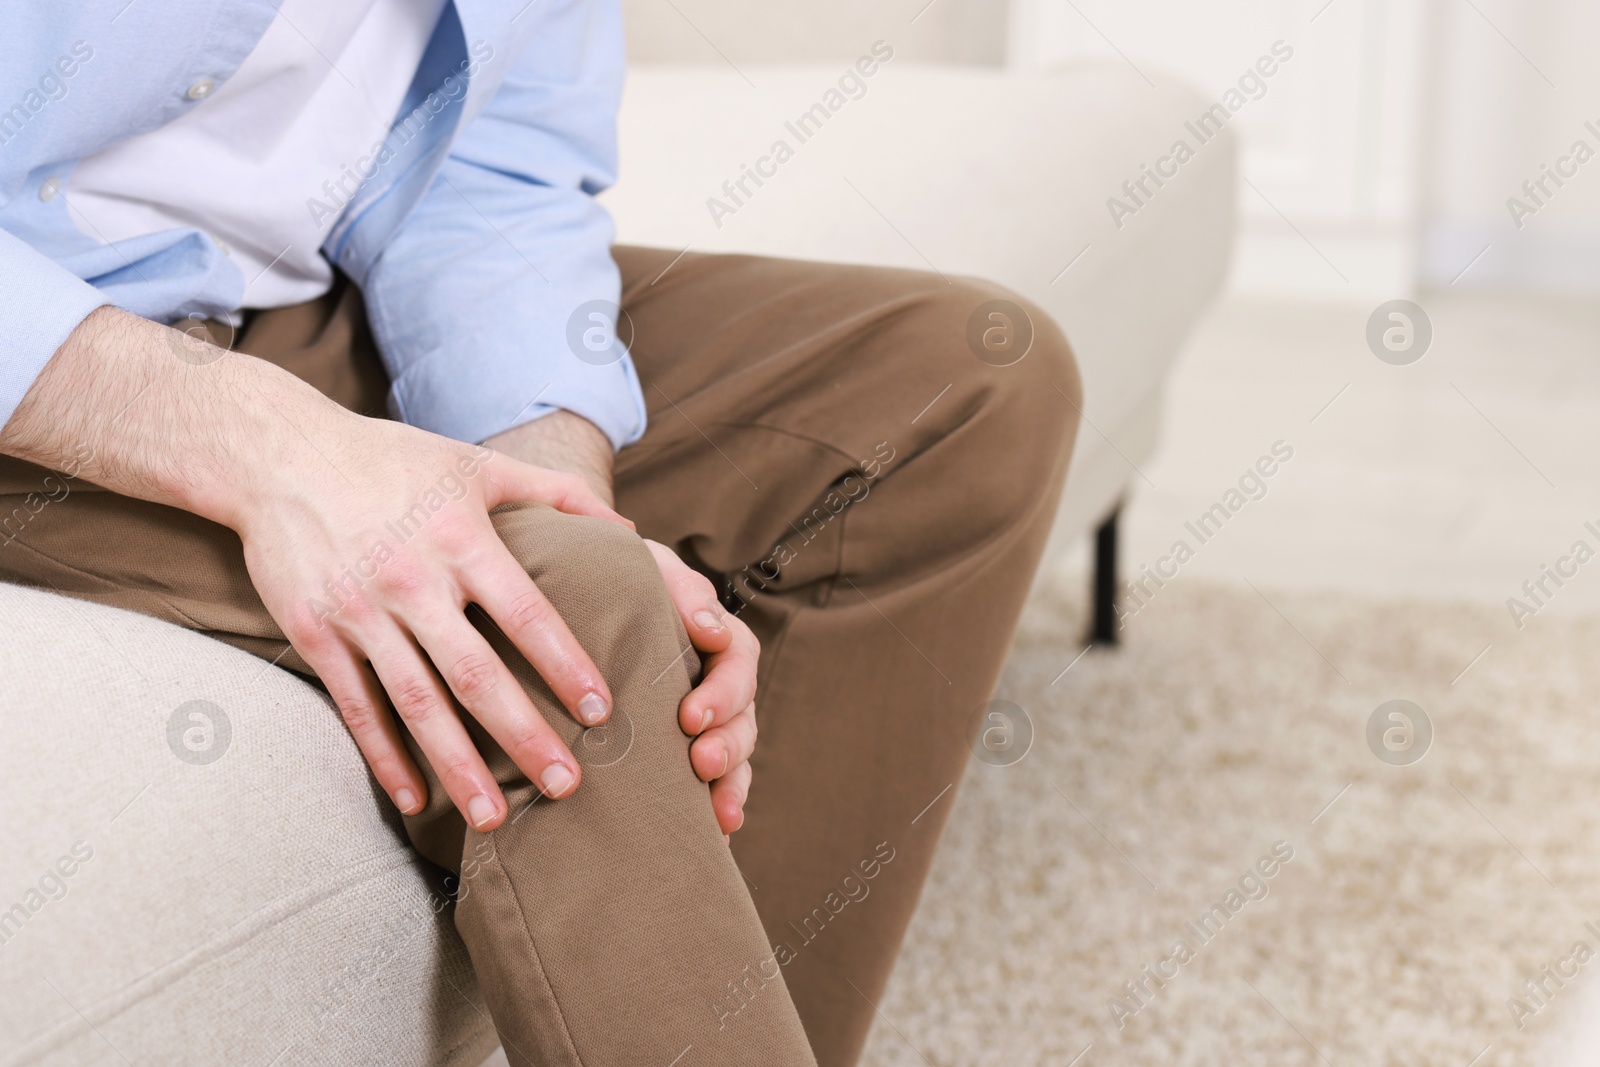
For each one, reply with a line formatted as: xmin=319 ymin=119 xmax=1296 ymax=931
xmin=0 ymin=247 xmax=1079 ymax=1066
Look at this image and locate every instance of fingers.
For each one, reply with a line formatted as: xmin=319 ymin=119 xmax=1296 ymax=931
xmin=643 ymin=537 xmax=759 ymax=836
xmin=692 ymin=701 xmax=756 ymax=783
xmin=483 ymin=453 xmax=633 ymax=530
xmin=644 ymin=539 xmax=733 ymax=656
xmin=679 ymin=618 xmax=759 ymax=736
xmin=710 ymin=761 xmax=752 ymax=835
xmin=304 ymin=640 xmax=428 ymax=816
xmin=361 ymin=623 xmax=509 ymax=831
xmin=463 ymin=546 xmax=614 ymax=730
xmin=407 ymin=604 xmax=582 ymax=806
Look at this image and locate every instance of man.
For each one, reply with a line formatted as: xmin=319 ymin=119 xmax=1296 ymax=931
xmin=0 ymin=2 xmax=1079 ymax=1064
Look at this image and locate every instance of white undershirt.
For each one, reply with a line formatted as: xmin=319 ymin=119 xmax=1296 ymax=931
xmin=68 ymin=0 xmax=447 ymax=309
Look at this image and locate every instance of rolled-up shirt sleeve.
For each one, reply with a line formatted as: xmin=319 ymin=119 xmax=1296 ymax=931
xmin=0 ymin=228 xmax=112 ymax=430
xmin=358 ymin=0 xmax=645 ymax=450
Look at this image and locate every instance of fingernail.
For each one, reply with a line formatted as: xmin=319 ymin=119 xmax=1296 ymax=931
xmin=540 ymin=764 xmax=575 ymax=798
xmin=718 ymin=746 xmax=730 ymax=779
xmin=467 ymin=794 xmax=497 ymax=829
xmin=396 ymin=788 xmax=419 ymax=814
xmin=694 ymin=609 xmax=724 ymax=631
xmin=577 ymin=692 xmax=609 ymax=726
xmin=699 ymin=706 xmax=713 ymax=732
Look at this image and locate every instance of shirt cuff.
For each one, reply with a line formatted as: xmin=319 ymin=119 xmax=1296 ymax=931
xmin=0 ymin=228 xmax=112 ymax=431
xmin=387 ymin=340 xmax=648 ymax=451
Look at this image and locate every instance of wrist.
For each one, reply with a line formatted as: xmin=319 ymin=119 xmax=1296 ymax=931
xmin=180 ymin=370 xmax=362 ymax=532
xmin=484 ymin=410 xmax=616 ymax=507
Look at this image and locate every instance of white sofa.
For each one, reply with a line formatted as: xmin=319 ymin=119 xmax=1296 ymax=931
xmin=603 ymin=60 xmax=1236 ymax=579
xmin=0 ymin=59 xmax=1233 ymax=1067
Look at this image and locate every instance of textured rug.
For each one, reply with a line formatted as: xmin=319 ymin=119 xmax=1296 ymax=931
xmin=859 ymin=573 xmax=1600 ymax=1067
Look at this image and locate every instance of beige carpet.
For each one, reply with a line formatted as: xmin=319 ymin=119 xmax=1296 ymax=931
xmin=859 ymin=573 xmax=1600 ymax=1067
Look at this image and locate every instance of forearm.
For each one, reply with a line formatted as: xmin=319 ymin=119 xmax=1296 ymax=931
xmin=0 ymin=306 xmax=349 ymax=530
xmin=3 ymin=307 xmax=618 ymax=525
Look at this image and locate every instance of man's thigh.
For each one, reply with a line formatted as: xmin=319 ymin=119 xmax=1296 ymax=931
xmin=611 ymin=243 xmax=1075 ymax=565
xmin=612 ymin=246 xmax=974 ymax=559
xmin=611 ymin=244 xmax=1080 ymax=1067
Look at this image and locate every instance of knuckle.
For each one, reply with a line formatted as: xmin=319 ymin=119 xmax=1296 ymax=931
xmin=374 ymin=557 xmax=428 ymax=599
xmin=388 ymin=675 xmax=443 ymax=723
xmin=732 ymin=619 xmax=760 ymax=656
xmin=430 ymin=513 xmax=479 ymax=556
xmin=282 ymin=603 xmax=327 ymax=642
xmin=289 ymin=596 xmax=363 ymax=647
xmin=338 ymin=695 xmax=383 ymax=734
xmin=503 ymin=588 xmax=553 ymax=633
xmin=544 ymin=472 xmax=576 ymax=502
xmin=284 ymin=621 xmax=332 ymax=661
xmin=449 ymin=651 xmax=501 ymax=703
xmin=371 ymin=757 xmax=409 ymax=786
xmin=433 ymin=752 xmax=479 ymax=786
xmin=503 ymin=724 xmax=552 ymax=766
xmin=336 ymin=593 xmax=378 ymax=623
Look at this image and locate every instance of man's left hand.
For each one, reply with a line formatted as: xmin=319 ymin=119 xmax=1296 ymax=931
xmin=642 ymin=538 xmax=758 ymax=837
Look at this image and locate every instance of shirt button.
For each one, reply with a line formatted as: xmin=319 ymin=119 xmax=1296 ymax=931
xmin=186 ymin=78 xmax=216 ymax=100
xmin=38 ymin=177 xmax=60 ymax=202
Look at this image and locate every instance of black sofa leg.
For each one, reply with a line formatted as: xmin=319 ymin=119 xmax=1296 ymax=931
xmin=1090 ymin=505 xmax=1120 ymax=646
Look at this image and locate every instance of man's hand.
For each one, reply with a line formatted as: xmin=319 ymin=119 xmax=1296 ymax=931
xmin=642 ymin=539 xmax=759 ymax=837
xmin=1 ymin=307 xmax=632 ymax=830
xmin=487 ymin=413 xmax=759 ymax=837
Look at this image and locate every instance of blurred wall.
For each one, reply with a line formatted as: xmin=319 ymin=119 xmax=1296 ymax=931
xmin=1422 ymin=0 xmax=1600 ymax=293
xmin=622 ymin=0 xmax=1600 ymax=298
xmin=621 ymin=0 xmax=1005 ymax=65
xmin=1011 ymin=0 xmax=1600 ymax=297
xmin=1009 ymin=0 xmax=1429 ymax=301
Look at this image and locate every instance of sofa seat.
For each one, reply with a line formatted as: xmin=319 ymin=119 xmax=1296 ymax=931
xmin=0 ymin=581 xmax=497 ymax=1067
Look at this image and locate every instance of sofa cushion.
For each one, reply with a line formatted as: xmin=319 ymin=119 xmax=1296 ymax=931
xmin=0 ymin=582 xmax=497 ymax=1067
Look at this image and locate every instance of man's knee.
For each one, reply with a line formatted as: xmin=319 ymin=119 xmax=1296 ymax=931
xmin=467 ymin=504 xmax=699 ymax=816
xmin=943 ymin=277 xmax=1079 ymax=429
xmin=490 ymin=504 xmax=686 ymax=684
xmin=861 ymin=270 xmax=1078 ymax=453
xmin=910 ymin=277 xmax=1081 ymax=509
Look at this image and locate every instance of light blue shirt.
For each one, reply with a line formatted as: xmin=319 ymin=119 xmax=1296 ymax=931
xmin=0 ymin=0 xmax=647 ymax=449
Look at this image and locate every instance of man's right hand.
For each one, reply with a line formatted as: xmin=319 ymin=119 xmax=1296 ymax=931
xmin=0 ymin=306 xmax=631 ymax=829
